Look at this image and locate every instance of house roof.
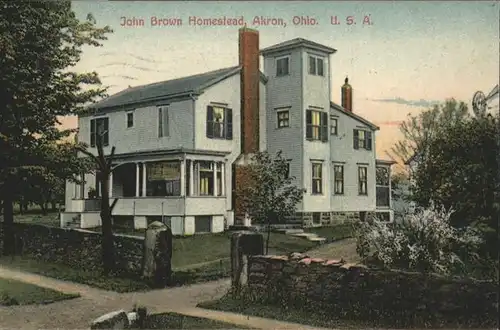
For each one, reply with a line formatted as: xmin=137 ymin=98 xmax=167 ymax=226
xmin=90 ymin=66 xmax=268 ymax=111
xmin=330 ymin=102 xmax=379 ymax=130
xmin=260 ymin=38 xmax=337 ymax=56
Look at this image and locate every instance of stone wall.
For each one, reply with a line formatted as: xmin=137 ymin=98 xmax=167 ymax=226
xmin=0 ymin=223 xmax=144 ymax=275
xmin=246 ymin=253 xmax=498 ymax=324
xmin=294 ymin=211 xmax=360 ymax=226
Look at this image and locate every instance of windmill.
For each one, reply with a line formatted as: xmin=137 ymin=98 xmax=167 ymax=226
xmin=472 ymin=84 xmax=499 ymax=118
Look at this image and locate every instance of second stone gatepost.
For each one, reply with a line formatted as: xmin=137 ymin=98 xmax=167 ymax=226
xmin=230 ymin=231 xmax=264 ymax=294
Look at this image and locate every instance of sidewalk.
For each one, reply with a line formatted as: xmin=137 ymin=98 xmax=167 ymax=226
xmin=0 ymin=265 xmax=330 ymax=329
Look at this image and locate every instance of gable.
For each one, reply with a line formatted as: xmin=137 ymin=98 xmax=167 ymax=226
xmin=330 ymin=102 xmax=379 ymax=131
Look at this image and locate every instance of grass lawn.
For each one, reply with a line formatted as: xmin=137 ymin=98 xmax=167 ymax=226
xmin=305 ymin=223 xmax=355 ymax=242
xmin=0 ymin=256 xmax=151 ymax=293
xmin=197 ymin=295 xmax=370 ymax=329
xmin=142 ymin=312 xmax=252 ymax=329
xmin=0 ymin=277 xmax=80 ymax=306
xmin=198 ymin=294 xmax=493 ymax=329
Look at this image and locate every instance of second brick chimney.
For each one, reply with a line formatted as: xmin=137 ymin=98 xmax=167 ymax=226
xmin=239 ymin=27 xmax=260 ymax=154
xmin=341 ymin=77 xmax=353 ymax=112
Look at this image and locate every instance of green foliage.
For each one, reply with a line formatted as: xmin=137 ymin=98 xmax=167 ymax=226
xmin=355 ymin=203 xmax=484 ymax=276
xmin=0 ymin=0 xmax=112 ymax=253
xmin=237 ymin=151 xmax=305 ymax=225
xmin=412 ymin=114 xmax=499 ymax=259
xmin=390 ymin=99 xmax=469 ymax=168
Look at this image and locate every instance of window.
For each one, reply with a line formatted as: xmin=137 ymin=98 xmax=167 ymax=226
xmin=376 ymin=166 xmax=390 ymax=207
xmin=158 ymin=106 xmax=169 ymax=137
xmin=353 ymin=129 xmax=372 ymax=150
xmin=277 ymin=110 xmax=289 ymax=128
xmin=358 ymin=166 xmax=368 ymax=195
xmin=217 ymin=163 xmax=223 ymax=196
xmin=146 ymin=161 xmax=181 ymax=196
xmin=126 ymin=112 xmax=134 ymax=128
xmin=308 ymin=55 xmax=324 ymax=76
xmin=207 ymin=106 xmax=233 ymax=140
xmin=306 ymin=110 xmax=328 ymax=142
xmin=195 ymin=216 xmax=212 ymax=233
xmin=276 ymin=56 xmax=290 ymax=76
xmin=333 ymin=165 xmax=344 ymax=194
xmin=330 ymin=117 xmax=338 ymax=135
xmin=90 ymin=117 xmax=109 ymax=147
xmin=199 ymin=161 xmax=213 ymax=195
xmin=311 ymin=163 xmax=323 ymax=194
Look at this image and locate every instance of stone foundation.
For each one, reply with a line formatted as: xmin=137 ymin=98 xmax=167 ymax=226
xmin=288 ymin=211 xmax=361 ymax=227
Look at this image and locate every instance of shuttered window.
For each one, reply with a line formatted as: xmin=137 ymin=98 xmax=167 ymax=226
xmin=306 ymin=110 xmax=328 ymax=142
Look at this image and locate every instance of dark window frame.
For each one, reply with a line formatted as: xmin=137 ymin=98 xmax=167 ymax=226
xmin=126 ymin=112 xmax=134 ymax=128
xmin=358 ymin=166 xmax=368 ymax=195
xmin=90 ymin=117 xmax=109 ymax=147
xmin=306 ymin=110 xmax=328 ymax=142
xmin=353 ymin=129 xmax=372 ymax=150
xmin=158 ymin=106 xmax=169 ymax=138
xmin=277 ymin=110 xmax=290 ymax=128
xmin=333 ymin=164 xmax=344 ymax=195
xmin=311 ymin=162 xmax=323 ymax=195
xmin=308 ymin=55 xmax=325 ymax=76
xmin=276 ymin=56 xmax=290 ymax=77
xmin=330 ymin=117 xmax=338 ymax=135
xmin=206 ymin=105 xmax=233 ymax=140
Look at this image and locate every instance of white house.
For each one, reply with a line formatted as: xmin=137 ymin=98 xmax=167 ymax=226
xmin=62 ymin=28 xmax=394 ymax=234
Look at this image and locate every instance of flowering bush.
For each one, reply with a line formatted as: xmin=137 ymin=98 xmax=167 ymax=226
xmin=355 ymin=202 xmax=483 ymax=276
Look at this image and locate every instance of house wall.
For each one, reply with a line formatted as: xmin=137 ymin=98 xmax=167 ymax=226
xmin=330 ymin=108 xmax=377 ymax=212
xmin=77 ymin=98 xmax=195 ymax=156
xmin=263 ymin=48 xmax=304 ymax=209
xmin=302 ymin=49 xmax=333 ymax=212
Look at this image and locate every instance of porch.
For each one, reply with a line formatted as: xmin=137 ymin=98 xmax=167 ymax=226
xmin=375 ymin=159 xmax=396 ymax=222
xmin=65 ymin=151 xmax=231 ymax=232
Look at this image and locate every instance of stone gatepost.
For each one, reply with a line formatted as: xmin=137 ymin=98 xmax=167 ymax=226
xmin=230 ymin=231 xmax=264 ymax=295
xmin=142 ymin=221 xmax=173 ymax=288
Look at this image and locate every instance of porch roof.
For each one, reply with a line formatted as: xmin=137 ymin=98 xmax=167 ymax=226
xmin=376 ymin=159 xmax=397 ymax=166
xmin=110 ymin=148 xmax=230 ymax=162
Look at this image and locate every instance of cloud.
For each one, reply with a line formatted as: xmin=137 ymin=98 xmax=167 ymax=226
xmin=374 ymin=120 xmax=403 ymax=126
xmin=97 ymin=62 xmax=164 ymax=72
xmin=101 ymin=51 xmax=162 ymax=64
xmin=371 ymin=97 xmax=440 ymax=108
xmin=101 ymin=75 xmax=138 ymax=80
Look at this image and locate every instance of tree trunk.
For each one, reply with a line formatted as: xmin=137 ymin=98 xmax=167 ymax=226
xmin=39 ymin=202 xmax=47 ymax=216
xmin=266 ymin=222 xmax=271 ymax=255
xmin=50 ymin=201 xmax=56 ymax=211
xmin=22 ymin=202 xmax=28 ymax=213
xmin=100 ymin=174 xmax=115 ymax=275
xmin=2 ymin=197 xmax=15 ymax=255
xmin=19 ymin=202 xmax=23 ymax=214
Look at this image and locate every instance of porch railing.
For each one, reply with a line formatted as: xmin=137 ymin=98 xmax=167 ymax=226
xmin=83 ymin=199 xmax=101 ymax=212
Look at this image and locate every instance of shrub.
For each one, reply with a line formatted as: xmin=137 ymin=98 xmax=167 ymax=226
xmin=355 ymin=202 xmax=483 ymax=276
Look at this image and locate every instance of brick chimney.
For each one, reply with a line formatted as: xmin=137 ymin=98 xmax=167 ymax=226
xmin=341 ymin=77 xmax=353 ymax=112
xmin=233 ymin=28 xmax=260 ymax=225
xmin=239 ymin=27 xmax=260 ymax=154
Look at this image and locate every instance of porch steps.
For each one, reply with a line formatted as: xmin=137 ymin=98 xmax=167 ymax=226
xmin=281 ymin=228 xmax=327 ymax=244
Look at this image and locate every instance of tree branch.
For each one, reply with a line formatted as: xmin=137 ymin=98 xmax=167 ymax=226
xmin=110 ymin=197 xmax=118 ymax=213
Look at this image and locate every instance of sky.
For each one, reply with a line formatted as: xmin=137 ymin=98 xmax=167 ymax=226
xmin=63 ymin=1 xmax=500 ymax=162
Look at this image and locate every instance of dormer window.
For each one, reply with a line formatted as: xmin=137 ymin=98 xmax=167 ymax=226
xmin=276 ymin=56 xmax=290 ymax=76
xmin=309 ymin=55 xmax=324 ymax=76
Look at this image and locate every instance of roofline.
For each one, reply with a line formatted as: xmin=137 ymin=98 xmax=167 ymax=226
xmin=260 ymin=40 xmax=337 ymax=56
xmin=376 ymin=159 xmax=397 ymax=166
xmin=80 ymin=67 xmax=268 ymax=116
xmin=330 ymin=102 xmax=379 ymax=130
xmin=80 ymin=148 xmax=230 ymax=161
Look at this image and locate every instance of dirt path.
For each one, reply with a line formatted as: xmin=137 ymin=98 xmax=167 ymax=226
xmin=306 ymin=238 xmax=361 ymax=263
xmin=0 ymin=266 xmax=329 ymax=329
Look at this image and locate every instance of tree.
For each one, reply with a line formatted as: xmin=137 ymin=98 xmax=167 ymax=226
xmin=0 ymin=1 xmax=112 ymax=255
xmin=390 ymin=99 xmax=469 ymax=172
xmin=236 ymin=151 xmax=305 ymax=254
xmin=411 ymin=114 xmax=499 ymax=260
xmin=77 ymin=131 xmax=118 ymax=274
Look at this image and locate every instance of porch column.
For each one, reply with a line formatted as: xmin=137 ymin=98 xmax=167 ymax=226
xmin=180 ymin=159 xmax=186 ymax=196
xmin=135 ymin=162 xmax=140 ymax=197
xmin=109 ymin=171 xmax=113 ymax=197
xmin=80 ymin=172 xmax=85 ymax=198
xmin=213 ymin=162 xmax=218 ymax=196
xmin=221 ymin=162 xmax=225 ymax=196
xmin=142 ymin=162 xmax=147 ymax=197
xmin=189 ymin=160 xmax=194 ymax=196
